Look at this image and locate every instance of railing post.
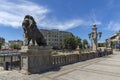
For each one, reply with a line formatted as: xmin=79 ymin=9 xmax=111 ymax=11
xmin=10 ymin=55 xmax=13 ymax=70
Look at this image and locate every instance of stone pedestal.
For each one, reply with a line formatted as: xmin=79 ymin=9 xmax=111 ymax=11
xmin=19 ymin=46 xmax=52 ymax=74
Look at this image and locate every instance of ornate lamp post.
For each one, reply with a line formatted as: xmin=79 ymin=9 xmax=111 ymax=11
xmin=88 ymin=24 xmax=102 ymax=51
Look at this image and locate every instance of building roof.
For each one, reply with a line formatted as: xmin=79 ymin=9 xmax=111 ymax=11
xmin=107 ymin=31 xmax=120 ymax=40
xmin=8 ymin=40 xmax=23 ymax=42
xmin=40 ymin=29 xmax=73 ymax=34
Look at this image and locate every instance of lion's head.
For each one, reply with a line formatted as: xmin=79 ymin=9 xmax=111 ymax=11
xmin=22 ymin=15 xmax=30 ymax=27
xmin=22 ymin=15 xmax=36 ymax=29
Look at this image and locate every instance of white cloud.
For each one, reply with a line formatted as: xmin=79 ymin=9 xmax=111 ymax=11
xmin=0 ymin=0 xmax=49 ymax=28
xmin=39 ymin=19 xmax=93 ymax=30
xmin=0 ymin=0 xmax=101 ymax=30
xmin=107 ymin=21 xmax=120 ymax=31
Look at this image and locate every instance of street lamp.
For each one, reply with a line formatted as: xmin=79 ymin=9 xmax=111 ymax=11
xmin=98 ymin=32 xmax=102 ymax=40
xmin=88 ymin=24 xmax=102 ymax=51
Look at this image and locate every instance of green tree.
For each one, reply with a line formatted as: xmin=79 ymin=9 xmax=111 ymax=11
xmin=82 ymin=39 xmax=88 ymax=48
xmin=64 ymin=36 xmax=77 ymax=50
xmin=83 ymin=39 xmax=88 ymax=45
xmin=75 ymin=37 xmax=82 ymax=48
xmin=98 ymin=43 xmax=106 ymax=47
xmin=11 ymin=44 xmax=20 ymax=49
xmin=111 ymin=41 xmax=117 ymax=48
xmin=0 ymin=42 xmax=2 ymax=49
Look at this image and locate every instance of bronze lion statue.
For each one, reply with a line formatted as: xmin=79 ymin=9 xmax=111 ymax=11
xmin=22 ymin=15 xmax=46 ymax=46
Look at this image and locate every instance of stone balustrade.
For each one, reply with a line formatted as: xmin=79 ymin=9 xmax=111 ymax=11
xmin=51 ymin=48 xmax=113 ymax=68
xmin=20 ymin=46 xmax=113 ymax=74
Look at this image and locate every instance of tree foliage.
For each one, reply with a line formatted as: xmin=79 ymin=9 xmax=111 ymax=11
xmin=64 ymin=36 xmax=82 ymax=50
xmin=83 ymin=39 xmax=88 ymax=45
xmin=0 ymin=42 xmax=2 ymax=49
xmin=11 ymin=44 xmax=20 ymax=49
xmin=98 ymin=43 xmax=106 ymax=47
xmin=110 ymin=41 xmax=117 ymax=48
xmin=64 ymin=36 xmax=89 ymax=50
xmin=75 ymin=37 xmax=82 ymax=48
xmin=82 ymin=39 xmax=88 ymax=48
xmin=64 ymin=36 xmax=76 ymax=50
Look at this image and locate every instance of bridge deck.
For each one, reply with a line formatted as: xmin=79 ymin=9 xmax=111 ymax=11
xmin=0 ymin=51 xmax=120 ymax=80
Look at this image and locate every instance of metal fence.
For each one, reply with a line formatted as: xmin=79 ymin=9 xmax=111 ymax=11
xmin=0 ymin=51 xmax=21 ymax=70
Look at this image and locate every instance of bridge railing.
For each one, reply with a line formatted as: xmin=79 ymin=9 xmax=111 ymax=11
xmin=51 ymin=48 xmax=113 ymax=67
xmin=0 ymin=48 xmax=113 ymax=71
xmin=0 ymin=51 xmax=21 ymax=70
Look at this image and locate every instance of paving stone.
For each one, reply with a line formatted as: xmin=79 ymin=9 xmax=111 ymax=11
xmin=56 ymin=70 xmax=120 ymax=80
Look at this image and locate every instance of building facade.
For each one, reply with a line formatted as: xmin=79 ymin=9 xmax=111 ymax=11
xmin=0 ymin=37 xmax=5 ymax=44
xmin=106 ymin=31 xmax=120 ymax=48
xmin=40 ymin=29 xmax=73 ymax=49
xmin=8 ymin=40 xmax=23 ymax=49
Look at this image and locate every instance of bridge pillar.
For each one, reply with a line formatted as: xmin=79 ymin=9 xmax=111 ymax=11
xmin=19 ymin=46 xmax=52 ymax=74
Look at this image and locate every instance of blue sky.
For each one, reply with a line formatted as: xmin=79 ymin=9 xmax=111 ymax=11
xmin=0 ymin=0 xmax=120 ymax=43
